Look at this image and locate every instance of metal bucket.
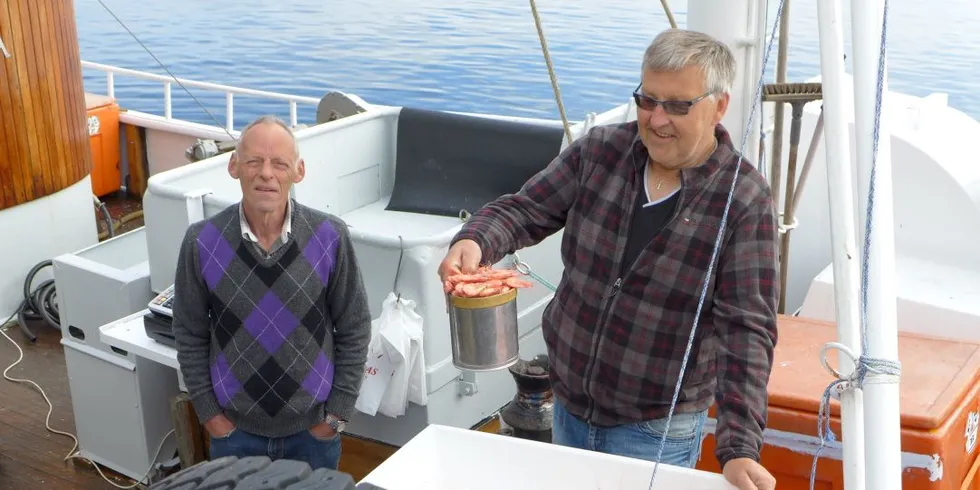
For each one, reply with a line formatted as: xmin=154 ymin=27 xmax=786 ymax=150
xmin=448 ymin=288 xmax=520 ymax=371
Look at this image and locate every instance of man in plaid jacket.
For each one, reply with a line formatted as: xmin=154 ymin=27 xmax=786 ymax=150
xmin=439 ymin=29 xmax=778 ymax=490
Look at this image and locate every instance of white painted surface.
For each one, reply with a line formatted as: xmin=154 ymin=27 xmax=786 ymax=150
xmin=360 ymin=424 xmax=737 ymax=490
xmin=145 ymin=126 xmax=221 ymax=177
xmin=0 ymin=178 xmax=98 ymax=321
xmin=688 ymin=0 xmax=764 ymax=165
xmin=780 ymin=77 xmax=980 ymax=315
xmin=800 ymin=255 xmax=980 ymax=343
xmin=815 ymin=1 xmax=866 ymax=488
xmin=848 ymin=1 xmax=904 ymax=487
xmin=100 ymin=310 xmax=179 ymax=370
xmin=82 ymin=60 xmax=323 ymax=129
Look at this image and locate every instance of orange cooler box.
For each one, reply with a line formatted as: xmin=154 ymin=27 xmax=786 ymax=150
xmin=85 ymin=93 xmax=121 ymax=197
xmin=696 ymin=315 xmax=980 ymax=489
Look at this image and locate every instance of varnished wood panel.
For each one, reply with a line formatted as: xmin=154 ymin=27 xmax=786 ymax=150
xmin=0 ymin=0 xmax=91 ymax=211
xmin=124 ymin=123 xmax=148 ymax=197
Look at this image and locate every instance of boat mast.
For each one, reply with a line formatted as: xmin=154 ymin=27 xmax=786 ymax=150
xmin=850 ymin=0 xmax=903 ymax=488
xmin=686 ymin=0 xmax=765 ymax=166
xmin=814 ymin=0 xmax=865 ymax=488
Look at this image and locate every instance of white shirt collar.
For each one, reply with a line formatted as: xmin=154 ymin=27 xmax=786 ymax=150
xmin=239 ymin=199 xmax=292 ymax=244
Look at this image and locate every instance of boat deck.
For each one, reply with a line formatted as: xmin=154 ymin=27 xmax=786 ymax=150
xmin=0 ymin=321 xmax=134 ymax=490
xmin=0 ymin=191 xmax=145 ymax=489
xmin=97 ymin=191 xmax=146 ymax=238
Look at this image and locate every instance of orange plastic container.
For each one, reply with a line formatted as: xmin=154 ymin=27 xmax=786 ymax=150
xmin=84 ymin=93 xmax=121 ymax=197
xmin=696 ymin=315 xmax=980 ymax=489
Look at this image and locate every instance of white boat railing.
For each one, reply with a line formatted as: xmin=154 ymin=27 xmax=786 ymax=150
xmin=81 ymin=60 xmax=321 ymax=131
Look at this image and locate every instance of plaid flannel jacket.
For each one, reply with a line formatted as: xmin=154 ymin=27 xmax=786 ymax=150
xmin=452 ymin=121 xmax=778 ymax=466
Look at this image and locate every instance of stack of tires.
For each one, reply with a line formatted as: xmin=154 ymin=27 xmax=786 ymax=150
xmin=147 ymin=456 xmax=382 ymax=490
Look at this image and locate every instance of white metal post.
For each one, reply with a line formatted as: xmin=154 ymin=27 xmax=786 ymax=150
xmin=687 ymin=0 xmax=761 ymax=164
xmin=815 ymin=0 xmax=865 ymax=488
xmin=226 ymin=92 xmax=234 ymax=132
xmin=164 ymin=82 xmax=172 ymax=119
xmin=850 ymin=0 xmax=903 ymax=488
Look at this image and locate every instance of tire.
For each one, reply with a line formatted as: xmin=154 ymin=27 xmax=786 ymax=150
xmin=147 ymin=456 xmax=359 ymax=490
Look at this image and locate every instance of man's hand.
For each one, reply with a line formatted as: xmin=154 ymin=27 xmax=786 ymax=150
xmin=438 ymin=239 xmax=483 ymax=281
xmin=204 ymin=414 xmax=235 ymax=438
xmin=309 ymin=420 xmax=338 ymax=439
xmin=723 ymin=458 xmax=775 ymax=490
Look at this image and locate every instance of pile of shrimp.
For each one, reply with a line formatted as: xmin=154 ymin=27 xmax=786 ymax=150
xmin=443 ymin=265 xmax=535 ymax=298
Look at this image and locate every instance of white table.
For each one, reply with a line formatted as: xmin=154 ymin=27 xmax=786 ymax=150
xmin=100 ymin=309 xmax=205 ymax=466
xmin=100 ymin=309 xmax=183 ymax=387
xmin=101 ymin=309 xmax=178 ymax=365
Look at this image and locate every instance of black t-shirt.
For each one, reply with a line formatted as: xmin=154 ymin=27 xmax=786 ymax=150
xmin=620 ymin=171 xmax=680 ymax=277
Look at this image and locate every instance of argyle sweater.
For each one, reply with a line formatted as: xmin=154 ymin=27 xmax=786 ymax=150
xmin=172 ymin=201 xmax=371 ymax=438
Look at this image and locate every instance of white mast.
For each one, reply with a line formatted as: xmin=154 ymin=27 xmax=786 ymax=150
xmin=850 ymin=0 xmax=904 ymax=488
xmin=686 ymin=0 xmax=765 ymax=165
xmin=815 ymin=0 xmax=865 ymax=488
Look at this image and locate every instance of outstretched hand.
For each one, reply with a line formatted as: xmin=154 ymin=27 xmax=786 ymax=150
xmin=723 ymin=458 xmax=775 ymax=490
xmin=438 ymin=239 xmax=483 ymax=281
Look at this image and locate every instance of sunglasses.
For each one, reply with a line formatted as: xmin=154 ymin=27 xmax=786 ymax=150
xmin=632 ymin=84 xmax=713 ymax=116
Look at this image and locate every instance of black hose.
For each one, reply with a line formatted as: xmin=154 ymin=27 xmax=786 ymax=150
xmin=11 ymin=197 xmax=133 ymax=341
xmin=97 ymin=200 xmax=114 ymax=240
xmin=15 ymin=260 xmax=60 ymax=342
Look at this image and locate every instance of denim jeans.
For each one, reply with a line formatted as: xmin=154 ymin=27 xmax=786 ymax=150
xmin=209 ymin=426 xmax=342 ymax=471
xmin=552 ymin=399 xmax=707 ymax=468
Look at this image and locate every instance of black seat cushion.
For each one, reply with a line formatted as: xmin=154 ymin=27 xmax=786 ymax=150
xmin=386 ymin=107 xmax=565 ymax=218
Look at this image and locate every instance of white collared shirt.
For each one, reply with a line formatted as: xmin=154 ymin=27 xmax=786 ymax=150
xmin=239 ymin=199 xmax=292 ymax=252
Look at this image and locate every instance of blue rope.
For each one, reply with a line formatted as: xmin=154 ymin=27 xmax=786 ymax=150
xmin=809 ymin=1 xmax=902 ymax=489
xmin=646 ymin=0 xmax=787 ymax=487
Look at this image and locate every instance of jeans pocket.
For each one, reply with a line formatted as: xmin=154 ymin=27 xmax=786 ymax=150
xmin=633 ymin=410 xmax=703 ymax=443
xmin=212 ymin=427 xmax=238 ymax=440
xmin=307 ymin=428 xmax=340 ymax=443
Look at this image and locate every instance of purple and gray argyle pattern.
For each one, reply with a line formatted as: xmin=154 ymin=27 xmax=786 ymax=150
xmin=195 ymin=213 xmax=340 ymax=420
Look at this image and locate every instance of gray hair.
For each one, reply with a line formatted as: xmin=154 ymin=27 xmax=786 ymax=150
xmin=235 ymin=114 xmax=300 ymax=162
xmin=642 ymin=29 xmax=736 ymax=95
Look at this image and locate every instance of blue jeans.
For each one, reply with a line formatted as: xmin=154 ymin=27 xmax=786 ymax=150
xmin=209 ymin=427 xmax=342 ymax=471
xmin=552 ymin=399 xmax=707 ymax=468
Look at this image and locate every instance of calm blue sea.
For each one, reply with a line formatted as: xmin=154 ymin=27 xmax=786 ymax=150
xmin=74 ymin=0 xmax=980 ymax=127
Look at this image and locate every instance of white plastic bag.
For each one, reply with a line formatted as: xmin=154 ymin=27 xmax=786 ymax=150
xmin=378 ymin=292 xmax=426 ymax=417
xmin=353 ymin=312 xmax=397 ymax=416
xmin=356 ymin=292 xmax=427 ymax=418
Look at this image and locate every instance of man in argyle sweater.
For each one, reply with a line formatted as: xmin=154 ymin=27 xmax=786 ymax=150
xmin=172 ymin=115 xmax=371 ymax=471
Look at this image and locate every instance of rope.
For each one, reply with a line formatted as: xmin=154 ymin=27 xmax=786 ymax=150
xmin=810 ymin=1 xmax=901 ymax=488
xmin=0 ymin=34 xmax=10 ymax=58
xmin=511 ymin=253 xmax=558 ymax=292
xmin=659 ymin=0 xmax=678 ymax=29
xmin=645 ymin=0 xmax=787 ymax=486
xmin=96 ymin=0 xmax=237 ymax=140
xmin=1 ymin=313 xmax=176 ymax=488
xmin=393 ymin=235 xmax=405 ymax=302
xmin=528 ymin=0 xmax=573 ymax=145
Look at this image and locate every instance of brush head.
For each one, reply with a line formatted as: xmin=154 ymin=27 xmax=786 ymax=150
xmin=761 ymin=82 xmax=824 ymax=102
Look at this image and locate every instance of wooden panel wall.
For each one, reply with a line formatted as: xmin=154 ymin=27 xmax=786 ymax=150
xmin=0 ymin=0 xmax=91 ymax=211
